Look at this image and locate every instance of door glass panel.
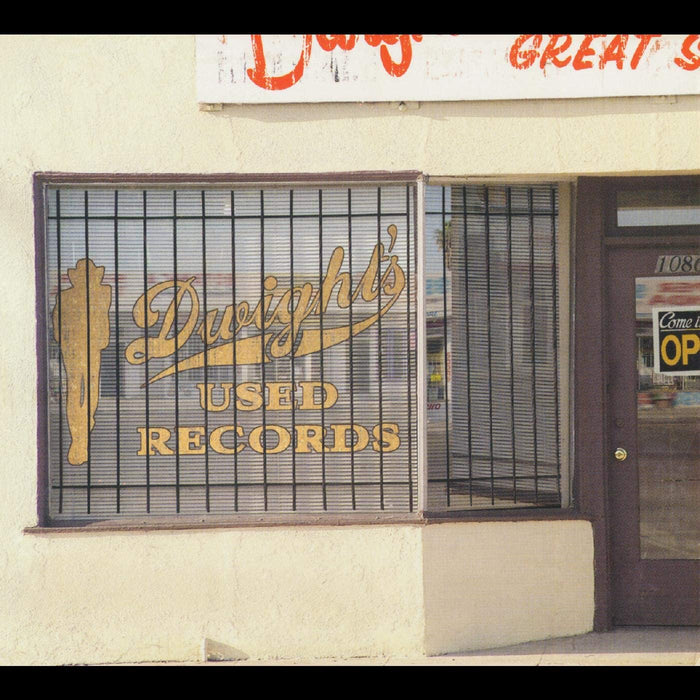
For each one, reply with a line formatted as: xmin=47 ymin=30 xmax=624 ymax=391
xmin=635 ymin=276 xmax=700 ymax=559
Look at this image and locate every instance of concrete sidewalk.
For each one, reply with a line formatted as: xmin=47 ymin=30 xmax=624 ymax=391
xmin=139 ymin=626 xmax=698 ymax=666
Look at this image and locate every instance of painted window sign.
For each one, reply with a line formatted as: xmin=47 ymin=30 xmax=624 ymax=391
xmin=196 ymin=35 xmax=700 ymax=104
xmin=45 ymin=185 xmax=418 ymax=519
xmin=653 ymin=307 xmax=700 ymax=375
xmin=636 ymin=278 xmax=700 ymax=317
xmin=43 ymin=181 xmax=568 ymax=520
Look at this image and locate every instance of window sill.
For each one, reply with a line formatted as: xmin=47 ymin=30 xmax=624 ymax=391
xmin=422 ymin=506 xmax=590 ymax=523
xmin=24 ymin=507 xmax=590 ymax=533
xmin=24 ymin=512 xmax=426 ymax=533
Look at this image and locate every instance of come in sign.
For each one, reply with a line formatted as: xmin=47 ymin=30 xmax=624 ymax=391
xmin=653 ymin=307 xmax=700 ymax=376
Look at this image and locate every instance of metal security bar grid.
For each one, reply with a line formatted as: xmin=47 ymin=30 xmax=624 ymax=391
xmin=425 ymin=184 xmax=562 ymax=509
xmin=44 ymin=183 xmax=418 ymax=519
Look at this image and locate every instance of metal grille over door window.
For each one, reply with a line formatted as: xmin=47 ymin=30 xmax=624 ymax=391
xmin=425 ymin=184 xmax=562 ymax=509
xmin=45 ymin=184 xmax=418 ymax=519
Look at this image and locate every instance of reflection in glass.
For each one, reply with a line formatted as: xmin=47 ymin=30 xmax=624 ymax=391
xmin=636 ymin=276 xmax=700 ymax=559
xmin=618 ymin=187 xmax=700 ymax=227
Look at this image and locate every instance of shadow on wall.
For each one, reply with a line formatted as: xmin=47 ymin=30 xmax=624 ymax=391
xmin=202 ymin=94 xmax=699 ymax=126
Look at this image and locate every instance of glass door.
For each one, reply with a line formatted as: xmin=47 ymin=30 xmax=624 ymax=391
xmin=606 ymin=244 xmax=699 ymax=625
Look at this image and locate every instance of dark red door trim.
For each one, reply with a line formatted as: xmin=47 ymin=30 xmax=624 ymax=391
xmin=574 ymin=175 xmax=700 ymax=630
xmin=573 ymin=177 xmax=613 ymax=630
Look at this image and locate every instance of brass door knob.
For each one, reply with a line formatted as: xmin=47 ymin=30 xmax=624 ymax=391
xmin=614 ymin=448 xmax=628 ymax=461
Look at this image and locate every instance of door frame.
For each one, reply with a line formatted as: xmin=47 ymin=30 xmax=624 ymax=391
xmin=574 ymin=175 xmax=699 ymax=631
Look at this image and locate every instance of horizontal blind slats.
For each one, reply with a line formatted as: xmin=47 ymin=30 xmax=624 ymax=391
xmin=426 ymin=184 xmax=562 ymax=510
xmin=46 ymin=184 xmax=418 ymax=519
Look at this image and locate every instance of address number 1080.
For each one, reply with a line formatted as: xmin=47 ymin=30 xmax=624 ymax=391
xmin=655 ymin=255 xmax=700 ymax=274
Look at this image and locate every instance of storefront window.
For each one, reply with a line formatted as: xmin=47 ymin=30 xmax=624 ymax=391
xmin=425 ymin=184 xmax=565 ymax=510
xmin=43 ymin=182 xmax=418 ymax=519
xmin=40 ymin=176 xmax=568 ymax=523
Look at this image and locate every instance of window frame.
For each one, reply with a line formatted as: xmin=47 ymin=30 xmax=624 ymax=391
xmin=34 ymin=171 xmax=424 ymax=527
xmin=32 ymin=171 xmax=575 ymax=530
xmin=604 ymin=175 xmax=700 ymax=238
xmin=420 ymin=178 xmax=573 ymax=516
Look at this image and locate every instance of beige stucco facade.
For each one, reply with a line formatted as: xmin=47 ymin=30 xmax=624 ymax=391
xmin=0 ymin=35 xmax=696 ymax=664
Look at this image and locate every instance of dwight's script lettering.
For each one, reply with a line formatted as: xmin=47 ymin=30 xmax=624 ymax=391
xmin=125 ymin=225 xmax=405 ymax=384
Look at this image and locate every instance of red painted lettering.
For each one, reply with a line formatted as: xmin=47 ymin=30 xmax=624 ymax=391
xmin=598 ymin=35 xmax=628 ymax=69
xmin=245 ymin=34 xmax=423 ymax=90
xmin=316 ymin=35 xmax=359 ymax=52
xmin=540 ymin=35 xmax=572 ymax=69
xmin=364 ymin=35 xmax=423 ymax=77
xmin=630 ymin=34 xmax=661 ymax=69
xmin=659 ymin=281 xmax=700 ymax=293
xmin=572 ymin=35 xmax=605 ymax=70
xmin=674 ymin=34 xmax=700 ymax=70
xmin=247 ymin=34 xmax=313 ymax=91
xmin=509 ymin=34 xmax=542 ymax=69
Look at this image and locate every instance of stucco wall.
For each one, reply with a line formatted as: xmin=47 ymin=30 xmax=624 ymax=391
xmin=2 ymin=35 xmax=697 ymax=180
xmin=422 ymin=521 xmax=595 ymax=655
xmin=2 ymin=525 xmax=425 ymax=664
xmin=0 ymin=35 xmax=697 ymax=664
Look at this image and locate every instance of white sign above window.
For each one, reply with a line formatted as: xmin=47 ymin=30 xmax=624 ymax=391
xmin=196 ymin=34 xmax=700 ymax=104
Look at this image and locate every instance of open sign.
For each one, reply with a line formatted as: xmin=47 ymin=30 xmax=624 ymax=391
xmin=653 ymin=307 xmax=700 ymax=376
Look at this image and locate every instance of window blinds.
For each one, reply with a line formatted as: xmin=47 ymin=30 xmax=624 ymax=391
xmin=45 ymin=184 xmax=418 ymax=519
xmin=425 ymin=184 xmax=562 ymax=509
